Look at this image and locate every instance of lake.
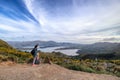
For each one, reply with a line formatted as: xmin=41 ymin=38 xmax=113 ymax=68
xmin=21 ymin=46 xmax=79 ymax=56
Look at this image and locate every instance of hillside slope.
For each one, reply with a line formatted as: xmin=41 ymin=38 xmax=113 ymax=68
xmin=0 ymin=39 xmax=13 ymax=49
xmin=0 ymin=64 xmax=119 ymax=80
xmin=0 ymin=39 xmax=31 ymax=63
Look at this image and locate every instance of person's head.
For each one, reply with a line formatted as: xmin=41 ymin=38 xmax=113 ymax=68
xmin=34 ymin=44 xmax=39 ymax=48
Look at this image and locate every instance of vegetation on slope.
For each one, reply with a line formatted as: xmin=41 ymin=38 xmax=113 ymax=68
xmin=0 ymin=39 xmax=13 ymax=49
xmin=0 ymin=39 xmax=32 ymax=63
xmin=38 ymin=52 xmax=120 ymax=77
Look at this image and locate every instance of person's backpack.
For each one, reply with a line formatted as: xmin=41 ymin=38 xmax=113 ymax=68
xmin=31 ymin=48 xmax=35 ymax=56
xmin=35 ymin=59 xmax=40 ymax=64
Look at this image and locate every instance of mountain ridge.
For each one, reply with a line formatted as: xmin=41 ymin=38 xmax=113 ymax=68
xmin=7 ymin=40 xmax=81 ymax=48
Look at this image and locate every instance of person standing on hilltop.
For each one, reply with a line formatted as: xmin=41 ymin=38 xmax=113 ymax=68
xmin=31 ymin=44 xmax=39 ymax=66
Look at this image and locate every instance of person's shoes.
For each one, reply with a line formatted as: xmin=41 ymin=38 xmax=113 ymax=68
xmin=32 ymin=64 xmax=37 ymax=66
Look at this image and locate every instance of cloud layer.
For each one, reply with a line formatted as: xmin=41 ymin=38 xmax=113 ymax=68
xmin=0 ymin=0 xmax=120 ymax=43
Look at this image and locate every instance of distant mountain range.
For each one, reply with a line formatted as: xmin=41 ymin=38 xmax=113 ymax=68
xmin=7 ymin=40 xmax=120 ymax=55
xmin=77 ymin=42 xmax=120 ymax=54
xmin=7 ymin=40 xmax=81 ymax=48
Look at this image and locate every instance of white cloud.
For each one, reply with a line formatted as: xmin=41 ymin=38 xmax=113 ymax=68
xmin=0 ymin=24 xmax=22 ymax=32
xmin=0 ymin=14 xmax=41 ymax=40
xmin=1 ymin=0 xmax=120 ymax=43
xmin=24 ymin=1 xmax=119 ymax=29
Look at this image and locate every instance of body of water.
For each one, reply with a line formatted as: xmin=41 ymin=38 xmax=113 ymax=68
xmin=21 ymin=46 xmax=79 ymax=56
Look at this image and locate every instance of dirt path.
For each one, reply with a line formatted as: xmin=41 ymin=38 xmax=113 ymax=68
xmin=0 ymin=63 xmax=119 ymax=80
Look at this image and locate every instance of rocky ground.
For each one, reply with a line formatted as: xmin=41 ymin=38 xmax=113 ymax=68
xmin=0 ymin=62 xmax=119 ymax=80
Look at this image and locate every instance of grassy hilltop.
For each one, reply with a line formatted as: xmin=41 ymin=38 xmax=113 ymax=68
xmin=0 ymin=39 xmax=120 ymax=77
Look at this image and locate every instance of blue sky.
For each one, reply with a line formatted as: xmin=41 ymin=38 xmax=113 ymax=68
xmin=0 ymin=0 xmax=120 ymax=44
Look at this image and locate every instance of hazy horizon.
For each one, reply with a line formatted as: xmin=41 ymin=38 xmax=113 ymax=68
xmin=6 ymin=39 xmax=120 ymax=45
xmin=0 ymin=0 xmax=120 ymax=44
